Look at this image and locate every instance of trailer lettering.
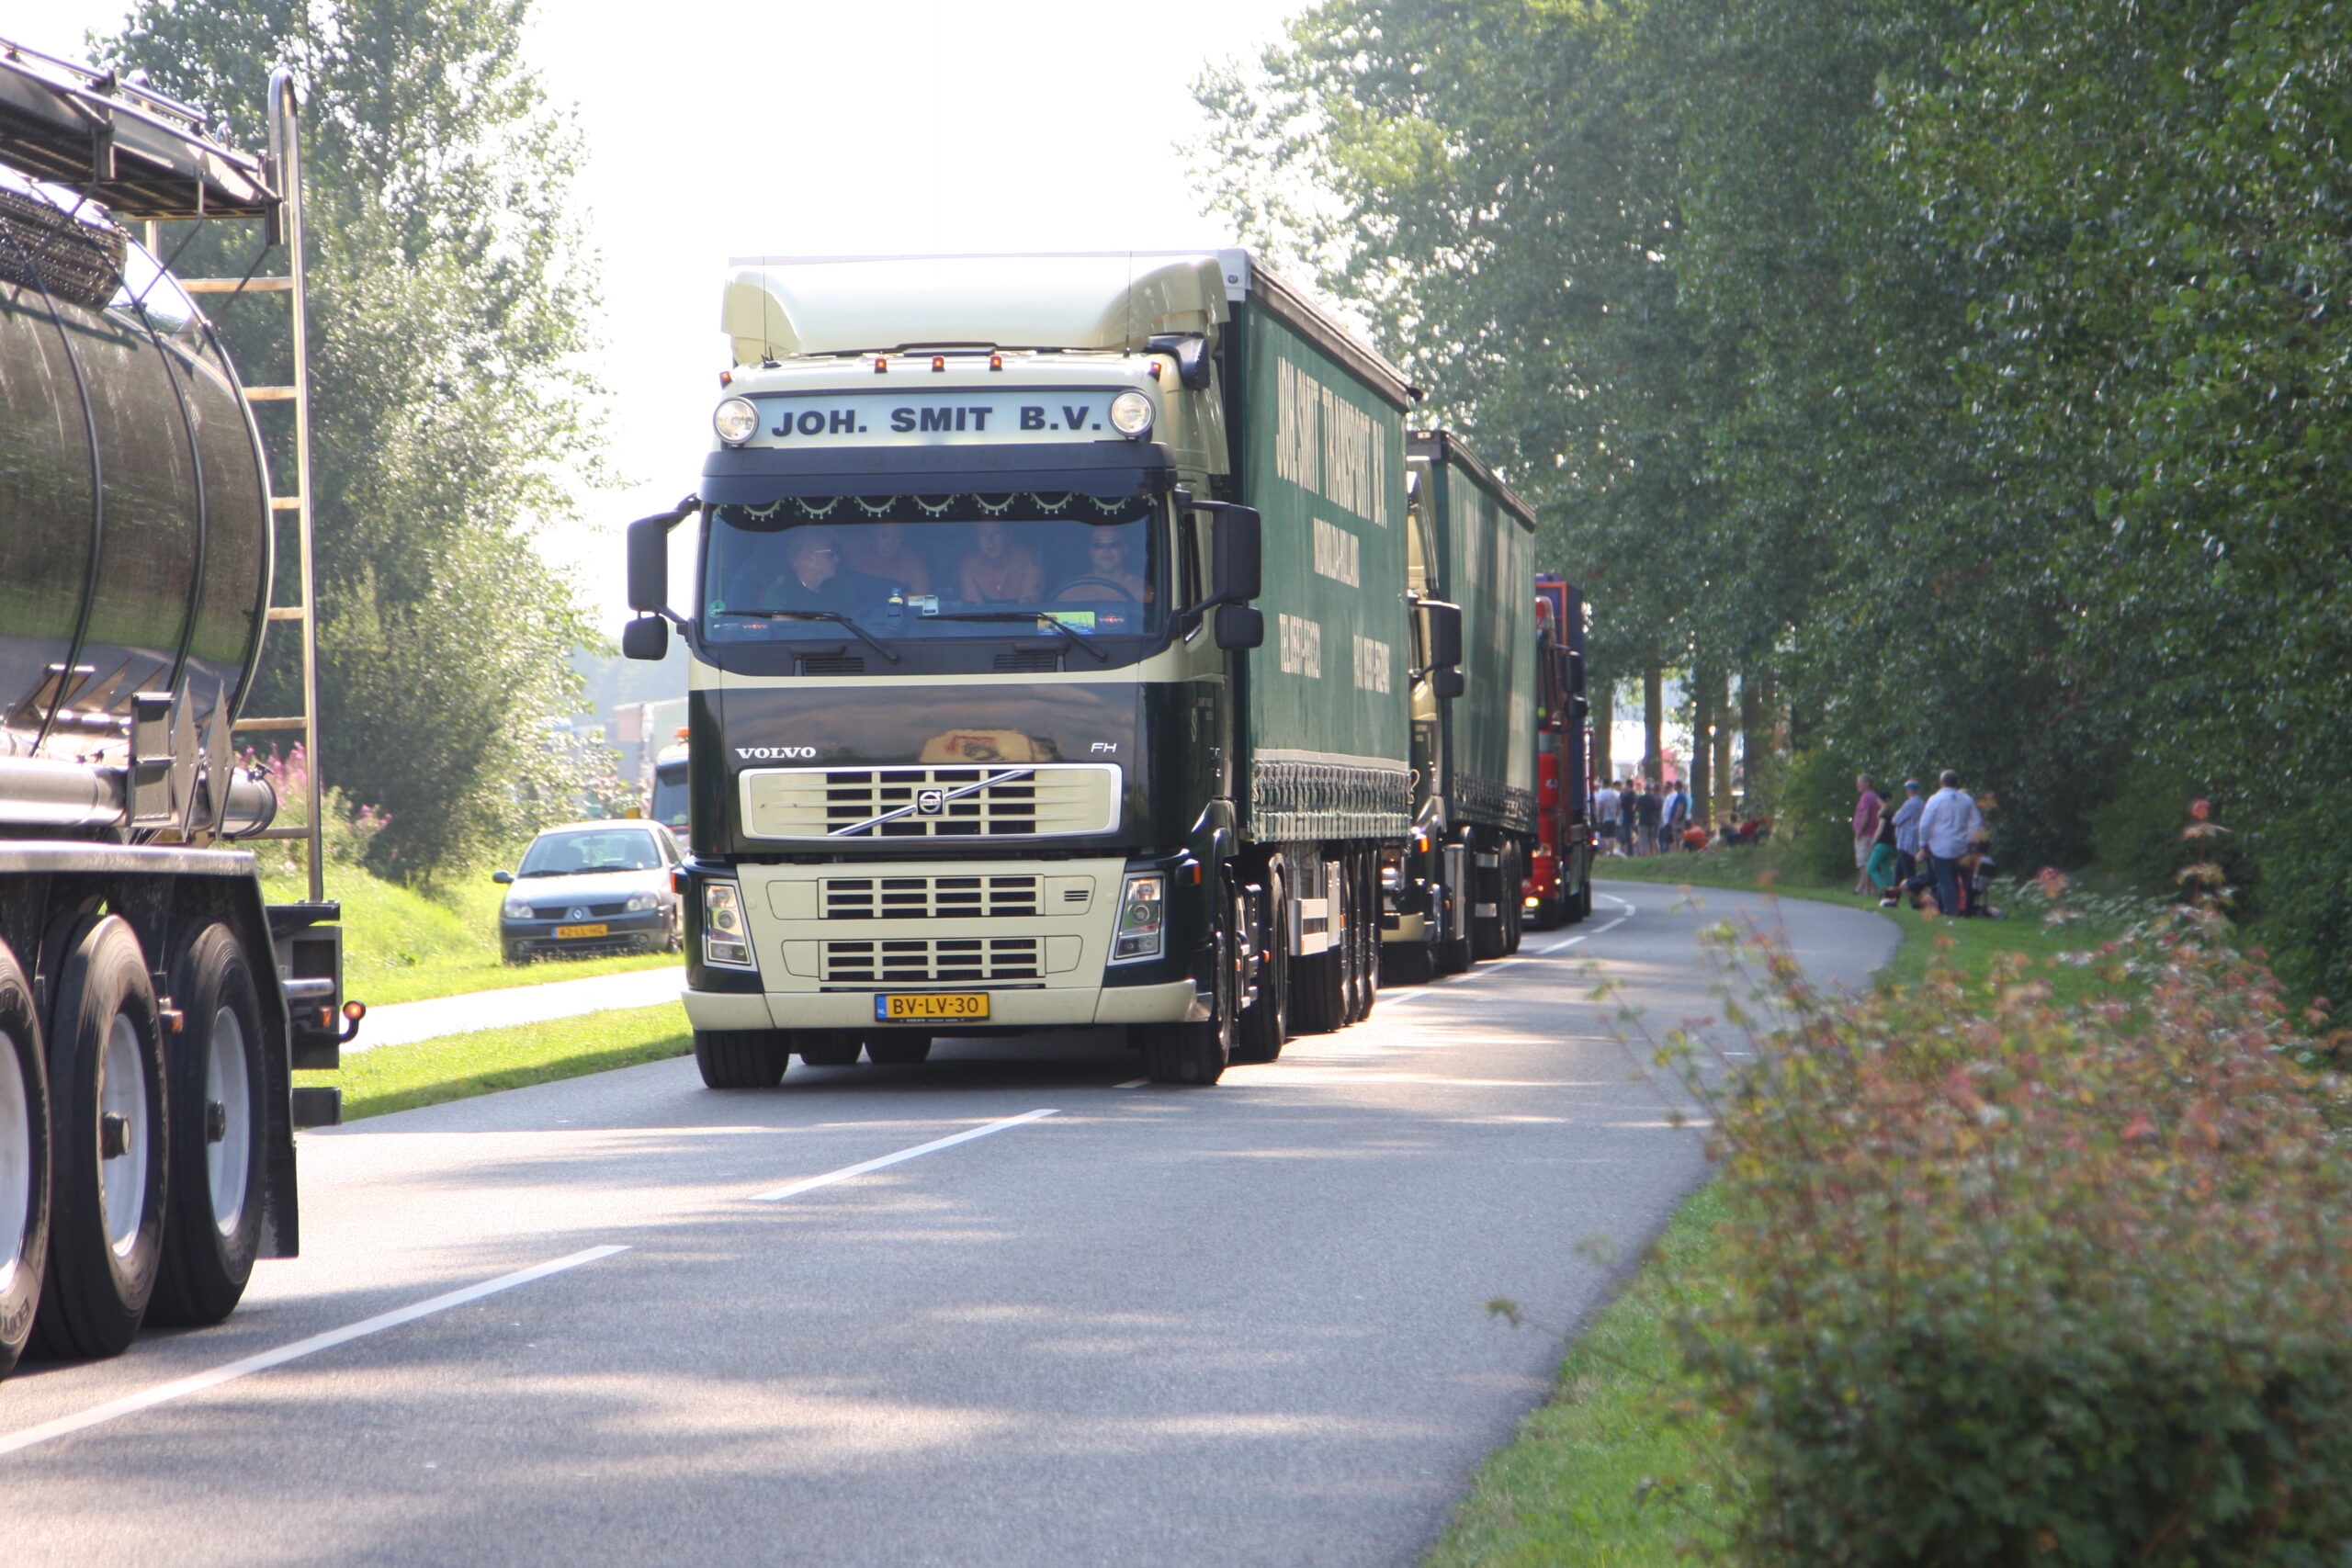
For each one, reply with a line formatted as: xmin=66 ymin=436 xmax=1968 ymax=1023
xmin=1278 ymin=613 xmax=1323 ymax=679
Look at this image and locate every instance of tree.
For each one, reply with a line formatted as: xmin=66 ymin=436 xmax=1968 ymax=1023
xmin=99 ymin=0 xmax=608 ymax=878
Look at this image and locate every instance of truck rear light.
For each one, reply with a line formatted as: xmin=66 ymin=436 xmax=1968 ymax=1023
xmin=703 ymin=881 xmax=755 ymax=970
xmin=1111 ymin=873 xmax=1165 ymax=964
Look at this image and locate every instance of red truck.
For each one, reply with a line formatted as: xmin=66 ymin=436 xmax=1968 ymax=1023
xmin=1521 ymin=575 xmax=1596 ymax=927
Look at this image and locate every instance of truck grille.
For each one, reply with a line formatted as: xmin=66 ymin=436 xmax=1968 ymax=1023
xmin=740 ymin=764 xmax=1120 ymax=840
xmin=821 ymin=937 xmax=1042 ymax=984
xmin=821 ymin=875 xmax=1042 ymax=919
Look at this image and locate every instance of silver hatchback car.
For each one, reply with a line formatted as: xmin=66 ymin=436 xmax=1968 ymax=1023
xmin=495 ymin=821 xmax=682 ymax=963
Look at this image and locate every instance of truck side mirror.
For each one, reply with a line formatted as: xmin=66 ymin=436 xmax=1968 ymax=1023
xmin=1213 ymin=604 xmax=1264 ymax=651
xmin=1431 ymin=668 xmax=1465 ymax=700
xmin=621 ymin=615 xmax=669 ymax=662
xmin=627 ymin=513 xmax=671 ymax=614
xmin=1213 ymin=507 xmax=1261 ymax=604
xmin=1420 ymin=600 xmax=1464 ymax=671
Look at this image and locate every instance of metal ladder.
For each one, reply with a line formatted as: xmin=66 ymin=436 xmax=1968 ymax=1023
xmin=170 ymin=72 xmax=323 ymax=903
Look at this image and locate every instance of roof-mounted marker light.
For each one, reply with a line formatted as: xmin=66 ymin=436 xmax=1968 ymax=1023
xmin=989 ymin=353 xmax=1003 ymax=371
xmin=932 ymin=355 xmax=945 ymax=372
xmin=1108 ymin=389 xmax=1153 ymax=438
xmin=718 ymin=370 xmax=732 ymax=388
xmin=875 ymin=355 xmax=888 ymax=374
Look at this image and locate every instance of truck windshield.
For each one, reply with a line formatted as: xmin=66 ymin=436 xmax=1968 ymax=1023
xmin=701 ymin=494 xmax=1163 ymax=646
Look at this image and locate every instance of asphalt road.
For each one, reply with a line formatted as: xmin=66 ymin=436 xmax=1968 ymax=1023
xmin=0 ymin=882 xmax=1894 ymax=1568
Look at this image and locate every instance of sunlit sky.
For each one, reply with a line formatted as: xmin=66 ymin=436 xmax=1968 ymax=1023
xmin=17 ymin=0 xmax=1300 ymax=630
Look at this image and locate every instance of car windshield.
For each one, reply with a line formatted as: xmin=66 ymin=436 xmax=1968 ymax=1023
xmin=700 ymin=493 xmax=1163 ymax=646
xmin=518 ymin=829 xmax=663 ymax=877
xmin=650 ymin=765 xmax=689 ymax=830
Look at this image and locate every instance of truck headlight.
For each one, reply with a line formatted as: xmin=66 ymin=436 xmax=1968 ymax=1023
xmin=626 ymin=891 xmax=658 ymax=912
xmin=713 ymin=396 xmax=760 ymax=446
xmin=702 ymin=881 xmax=754 ymax=968
xmin=1108 ymin=389 xmax=1153 ymax=438
xmin=502 ymin=896 xmax=533 ymax=919
xmin=1111 ymin=872 xmax=1164 ymax=964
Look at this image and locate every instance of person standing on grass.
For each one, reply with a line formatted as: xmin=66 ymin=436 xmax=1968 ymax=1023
xmin=1851 ymin=773 xmax=1884 ymax=895
xmin=1917 ymin=768 xmax=1987 ymax=917
xmin=1869 ymin=804 xmax=1903 ymax=905
xmin=1660 ymin=778 xmax=1689 ymax=853
xmin=1634 ymin=782 xmax=1661 ymax=856
xmin=1890 ymin=777 xmax=1925 ymax=889
xmin=1594 ymin=778 xmax=1622 ymax=855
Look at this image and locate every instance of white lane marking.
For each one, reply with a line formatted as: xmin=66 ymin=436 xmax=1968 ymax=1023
xmin=1114 ymin=1078 xmax=1148 ymax=1089
xmin=1536 ymin=910 xmax=1633 ymax=954
xmin=749 ymin=1109 xmax=1058 ymax=1202
xmin=0 ymin=1245 xmax=629 ymax=1458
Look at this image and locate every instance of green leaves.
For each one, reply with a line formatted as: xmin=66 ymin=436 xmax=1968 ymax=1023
xmin=102 ymin=0 xmax=608 ymax=880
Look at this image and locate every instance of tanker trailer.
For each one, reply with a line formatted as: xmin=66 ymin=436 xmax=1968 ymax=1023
xmin=0 ymin=42 xmax=355 ymax=1380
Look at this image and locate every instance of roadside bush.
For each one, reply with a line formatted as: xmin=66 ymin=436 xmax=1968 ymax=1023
xmin=1676 ymin=900 xmax=2352 ymax=1562
xmin=1773 ymin=748 xmax=1859 ymax=886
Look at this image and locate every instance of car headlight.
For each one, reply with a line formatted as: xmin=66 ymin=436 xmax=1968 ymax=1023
xmin=1108 ymin=389 xmax=1153 ymax=438
xmin=1111 ymin=872 xmax=1165 ymax=964
xmin=713 ymin=396 xmax=760 ymax=446
xmin=702 ymin=881 xmax=754 ymax=969
xmin=502 ymin=896 xmax=534 ymax=919
xmin=626 ymin=891 xmax=658 ymax=913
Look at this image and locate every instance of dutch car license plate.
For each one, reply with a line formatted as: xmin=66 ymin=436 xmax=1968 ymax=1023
xmin=876 ymin=992 xmax=989 ymax=1022
xmin=553 ymin=923 xmax=608 ymax=939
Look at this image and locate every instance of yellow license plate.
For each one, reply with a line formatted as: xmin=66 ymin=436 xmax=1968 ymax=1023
xmin=553 ymin=923 xmax=609 ymax=939
xmin=876 ymin=992 xmax=989 ymax=1022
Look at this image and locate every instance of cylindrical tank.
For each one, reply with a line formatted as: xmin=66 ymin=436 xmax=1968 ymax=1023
xmin=0 ymin=171 xmax=271 ymax=779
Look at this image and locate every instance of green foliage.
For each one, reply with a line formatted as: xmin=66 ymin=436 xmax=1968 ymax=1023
xmin=98 ymin=0 xmax=608 ymax=879
xmin=1192 ymin=0 xmax=2352 ymax=953
xmin=1676 ymin=907 xmax=2352 ymax=1561
xmin=1770 ymin=749 xmax=1856 ymax=887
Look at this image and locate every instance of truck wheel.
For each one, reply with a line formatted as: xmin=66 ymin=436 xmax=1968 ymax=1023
xmin=31 ymin=917 xmax=166 ymax=1359
xmin=150 ymin=926 xmax=266 ymax=1326
xmin=0 ymin=943 xmax=50 ymax=1380
xmin=864 ymin=1033 xmax=931 ymax=1066
xmin=1140 ymin=880 xmax=1240 ymax=1084
xmin=1231 ymin=862 xmax=1290 ymax=1064
xmin=794 ymin=1032 xmax=863 ymax=1067
xmin=1381 ymin=938 xmax=1431 ymax=987
xmin=1503 ymin=846 xmax=1526 ymax=954
xmin=1355 ymin=852 xmax=1380 ymax=1021
xmin=694 ymin=1029 xmax=788 ymax=1089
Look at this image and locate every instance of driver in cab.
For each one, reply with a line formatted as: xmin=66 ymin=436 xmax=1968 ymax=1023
xmin=1056 ymin=531 xmax=1148 ymax=603
xmin=741 ymin=527 xmax=888 ymax=618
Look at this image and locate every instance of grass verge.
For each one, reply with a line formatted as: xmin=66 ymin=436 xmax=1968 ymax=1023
xmin=264 ymin=865 xmax=677 ymax=1008
xmin=1428 ymin=1184 xmax=1733 ymax=1565
xmin=297 ymin=1003 xmax=692 ymax=1122
xmin=1435 ymin=879 xmax=2139 ymax=1563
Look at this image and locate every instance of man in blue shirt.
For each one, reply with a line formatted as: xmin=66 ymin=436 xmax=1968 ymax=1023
xmin=1889 ymin=778 xmax=1926 ymax=897
xmin=1916 ymin=770 xmax=1987 ymax=917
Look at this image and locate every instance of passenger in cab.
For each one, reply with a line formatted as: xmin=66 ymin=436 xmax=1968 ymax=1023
xmin=959 ymin=519 xmax=1043 ymax=604
xmin=1057 ymin=531 xmax=1148 ymax=602
xmin=842 ymin=522 xmax=932 ymax=595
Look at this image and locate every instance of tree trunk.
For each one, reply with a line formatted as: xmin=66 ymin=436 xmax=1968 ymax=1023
xmin=1711 ymin=671 xmax=1735 ymax=823
xmin=1642 ymin=666 xmax=1664 ymax=785
xmin=1738 ymin=671 xmax=1765 ymax=810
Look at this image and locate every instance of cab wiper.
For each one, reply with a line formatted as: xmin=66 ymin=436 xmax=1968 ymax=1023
xmin=926 ymin=610 xmax=1110 ymax=662
xmin=713 ymin=608 xmax=901 ymax=664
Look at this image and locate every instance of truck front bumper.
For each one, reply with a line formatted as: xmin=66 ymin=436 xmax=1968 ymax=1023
xmin=682 ymin=978 xmax=1197 ymax=1032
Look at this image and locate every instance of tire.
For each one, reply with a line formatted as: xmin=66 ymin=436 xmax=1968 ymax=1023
xmin=30 ymin=916 xmax=166 ymax=1359
xmin=864 ymin=1033 xmax=932 ymax=1066
xmin=662 ymin=915 xmax=682 ymax=953
xmin=1503 ymin=845 xmax=1526 ymax=955
xmin=1353 ymin=852 xmax=1379 ymax=1022
xmin=1336 ymin=852 xmax=1365 ymax=1026
xmin=1231 ymin=862 xmax=1290 ymax=1064
xmin=694 ymin=1029 xmax=787 ymax=1089
xmin=794 ymin=1031 xmax=863 ymax=1067
xmin=0 ymin=942 xmax=50 ymax=1381
xmin=149 ymin=926 xmax=266 ymax=1326
xmin=1139 ymin=877 xmax=1239 ymax=1084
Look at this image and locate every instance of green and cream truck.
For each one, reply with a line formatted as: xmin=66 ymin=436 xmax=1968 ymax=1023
xmin=623 ymin=252 xmax=1475 ymax=1084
